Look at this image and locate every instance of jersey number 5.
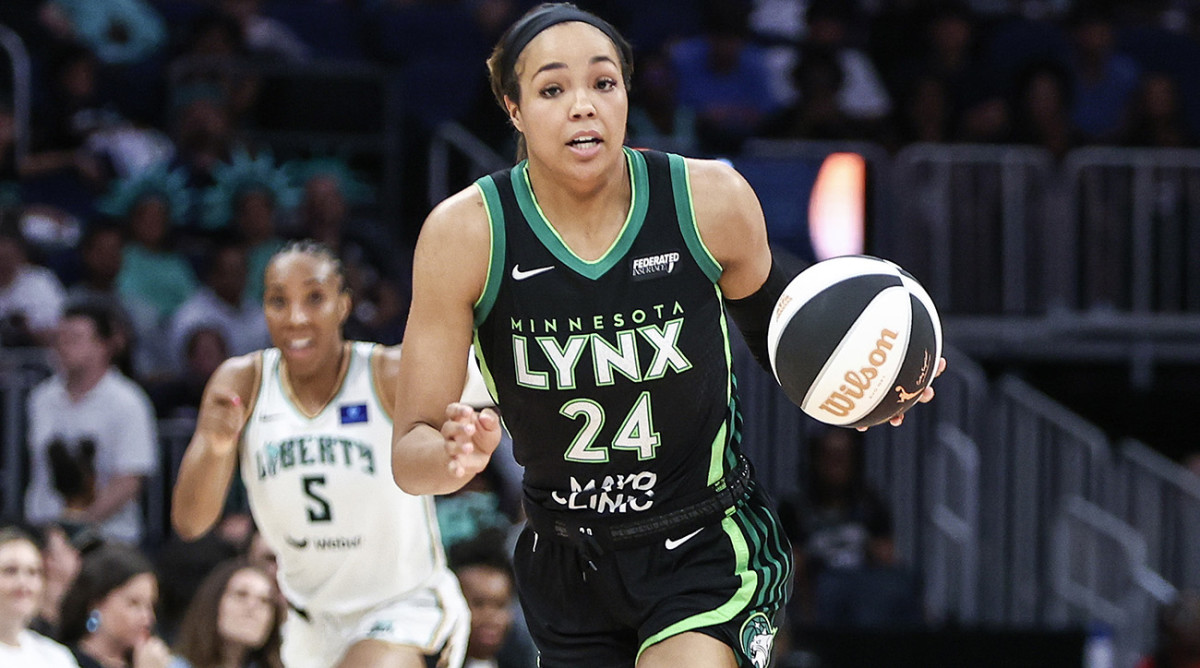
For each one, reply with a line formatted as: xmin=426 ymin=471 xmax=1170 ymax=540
xmin=302 ymin=475 xmax=332 ymax=522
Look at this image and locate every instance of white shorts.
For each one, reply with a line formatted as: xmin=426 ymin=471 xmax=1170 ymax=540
xmin=280 ymin=569 xmax=469 ymax=668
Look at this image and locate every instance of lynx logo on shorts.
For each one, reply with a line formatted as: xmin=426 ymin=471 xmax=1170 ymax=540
xmin=740 ymin=612 xmax=777 ymax=668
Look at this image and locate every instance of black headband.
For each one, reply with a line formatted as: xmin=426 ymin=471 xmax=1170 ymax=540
xmin=499 ymin=4 xmax=630 ymax=81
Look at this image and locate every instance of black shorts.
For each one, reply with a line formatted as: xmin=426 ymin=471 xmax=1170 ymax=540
xmin=512 ymin=484 xmax=793 ymax=668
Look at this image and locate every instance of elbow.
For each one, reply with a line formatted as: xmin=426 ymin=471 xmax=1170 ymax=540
xmin=172 ymin=519 xmax=205 ymax=542
xmin=170 ymin=508 xmax=210 ymax=542
xmin=392 ymin=468 xmax=428 ymax=496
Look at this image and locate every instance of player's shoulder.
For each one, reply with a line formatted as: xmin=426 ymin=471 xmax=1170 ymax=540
xmin=423 ymin=182 xmax=490 ymax=237
xmin=368 ymin=342 xmax=403 ymax=412
xmin=209 ymin=350 xmax=263 ymax=398
xmin=681 ymin=156 xmax=749 ymax=193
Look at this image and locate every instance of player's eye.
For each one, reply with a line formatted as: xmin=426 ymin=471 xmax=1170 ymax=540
xmin=540 ymin=84 xmax=562 ymax=98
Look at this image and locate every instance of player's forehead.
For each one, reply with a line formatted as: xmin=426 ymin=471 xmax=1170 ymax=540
xmin=516 ymin=22 xmax=620 ymax=79
xmin=264 ymin=251 xmax=338 ymax=288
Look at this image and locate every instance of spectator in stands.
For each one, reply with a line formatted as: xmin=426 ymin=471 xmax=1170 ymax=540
xmin=200 ymin=149 xmax=294 ymax=304
xmin=168 ymin=9 xmax=262 ymax=130
xmin=0 ymin=223 xmax=66 ymax=347
xmin=58 ymin=541 xmax=171 ymax=668
xmin=24 ymin=301 xmax=160 ymax=546
xmin=1138 ymin=589 xmax=1200 ymax=668
xmin=762 ymin=42 xmax=859 ymax=141
xmin=155 ymin=508 xmax=254 ymax=642
xmin=217 ymin=0 xmax=311 ymax=63
xmin=800 ymin=0 xmax=891 ymax=127
xmin=1009 ymin=59 xmax=1083 ymax=160
xmin=778 ymin=428 xmax=921 ymax=633
xmin=168 ymin=96 xmax=240 ymax=193
xmin=66 ymin=224 xmax=168 ymax=381
xmin=669 ymin=0 xmax=782 ymax=153
xmin=167 ymin=239 xmax=267 ymax=372
xmin=628 ymin=51 xmax=700 ymax=155
xmin=100 ymin=166 xmax=199 ymax=323
xmin=25 ymin=522 xmax=83 ymax=639
xmin=150 ymin=326 xmax=229 ymax=419
xmin=168 ymin=559 xmax=283 ymax=668
xmin=448 ymin=529 xmax=538 ymax=668
xmin=290 ymin=157 xmax=408 ymax=345
xmin=38 ymin=0 xmax=166 ymax=66
xmin=0 ymin=99 xmax=19 ymax=211
xmin=1121 ymin=72 xmax=1196 ymax=148
xmin=1065 ymin=5 xmax=1142 ymax=143
xmin=0 ymin=526 xmax=81 ymax=667
xmin=24 ymin=43 xmax=112 ymax=191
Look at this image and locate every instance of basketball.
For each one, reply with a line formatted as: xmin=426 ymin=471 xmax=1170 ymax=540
xmin=767 ymin=255 xmax=943 ymax=428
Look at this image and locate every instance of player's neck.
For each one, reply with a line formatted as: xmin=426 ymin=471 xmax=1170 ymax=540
xmin=281 ymin=341 xmax=350 ymax=416
xmin=526 ymin=155 xmax=631 ymax=260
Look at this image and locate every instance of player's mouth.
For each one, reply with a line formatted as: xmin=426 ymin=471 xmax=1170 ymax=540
xmin=567 ymin=132 xmax=603 ymax=154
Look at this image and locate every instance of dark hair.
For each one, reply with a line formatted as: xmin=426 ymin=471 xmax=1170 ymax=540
xmin=0 ymin=525 xmax=37 ymax=550
xmin=448 ymin=528 xmax=513 ymax=578
xmin=79 ymin=223 xmax=125 ymax=252
xmin=62 ymin=300 xmax=120 ymax=341
xmin=59 ymin=542 xmax=157 ymax=644
xmin=486 ymin=2 xmax=634 ymax=161
xmin=173 ymin=559 xmax=284 ymax=668
xmin=266 ymin=239 xmax=348 ymax=294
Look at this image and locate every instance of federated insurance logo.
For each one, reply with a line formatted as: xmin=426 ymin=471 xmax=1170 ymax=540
xmin=739 ymin=612 xmax=777 ymax=668
xmin=630 ymin=251 xmax=681 ymax=281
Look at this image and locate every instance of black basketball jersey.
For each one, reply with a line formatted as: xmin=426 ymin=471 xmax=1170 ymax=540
xmin=472 ymin=148 xmax=746 ymax=519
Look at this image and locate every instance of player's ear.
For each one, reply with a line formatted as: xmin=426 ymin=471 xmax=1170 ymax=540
xmin=504 ymin=95 xmax=523 ymax=133
xmin=336 ymin=291 xmax=351 ymax=324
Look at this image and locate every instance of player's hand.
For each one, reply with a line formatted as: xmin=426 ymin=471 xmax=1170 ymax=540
xmin=131 ymin=635 xmax=171 ymax=668
xmin=197 ymin=391 xmax=247 ymax=454
xmin=443 ymin=402 xmax=501 ymax=478
xmin=859 ymin=357 xmax=948 ymax=431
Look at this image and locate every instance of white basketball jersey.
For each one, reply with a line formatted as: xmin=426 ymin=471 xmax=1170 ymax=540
xmin=240 ymin=342 xmax=446 ymax=614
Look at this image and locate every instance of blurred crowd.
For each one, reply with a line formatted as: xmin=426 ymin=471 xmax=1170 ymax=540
xmin=4 ymin=0 xmax=1200 ymax=666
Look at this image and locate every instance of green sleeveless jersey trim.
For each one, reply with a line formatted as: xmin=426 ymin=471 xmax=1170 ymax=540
xmin=511 ymin=146 xmax=650 ymax=279
xmin=668 ymin=153 xmax=723 ymax=283
xmin=473 ymin=176 xmax=507 ymax=328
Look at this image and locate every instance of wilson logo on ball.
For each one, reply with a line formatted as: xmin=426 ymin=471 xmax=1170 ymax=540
xmin=817 ymin=328 xmax=898 ymax=419
xmin=766 ymin=255 xmax=942 ymax=428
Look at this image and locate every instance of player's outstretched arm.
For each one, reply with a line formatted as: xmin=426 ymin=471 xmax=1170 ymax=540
xmin=171 ymin=353 xmax=258 ymax=540
xmin=391 ymin=187 xmax=501 ymax=496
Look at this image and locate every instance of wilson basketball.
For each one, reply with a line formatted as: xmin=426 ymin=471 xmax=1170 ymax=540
xmin=767 ymin=255 xmax=942 ymax=428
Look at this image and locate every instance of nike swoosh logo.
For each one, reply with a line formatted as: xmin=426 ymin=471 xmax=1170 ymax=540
xmin=284 ymin=536 xmax=308 ymax=549
xmin=664 ymin=527 xmax=704 ymax=550
xmin=511 ymin=264 xmax=555 ymax=280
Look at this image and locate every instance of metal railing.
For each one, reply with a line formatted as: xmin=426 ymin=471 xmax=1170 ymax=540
xmin=427 ymin=121 xmax=508 ymax=209
xmin=0 ymin=24 xmax=31 ymax=167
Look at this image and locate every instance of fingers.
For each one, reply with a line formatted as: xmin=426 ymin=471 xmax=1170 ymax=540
xmin=442 ymin=403 xmax=496 ymax=478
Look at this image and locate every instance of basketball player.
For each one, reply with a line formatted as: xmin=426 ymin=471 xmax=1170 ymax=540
xmin=172 ymin=241 xmax=478 ymax=668
xmin=391 ymin=4 xmax=942 ymax=668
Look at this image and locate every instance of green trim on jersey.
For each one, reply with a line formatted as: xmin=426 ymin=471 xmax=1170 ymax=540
xmin=512 ymin=147 xmax=650 ymax=279
xmin=471 ymin=332 xmax=501 ymax=407
xmin=637 ymin=515 xmax=756 ymax=660
xmin=669 ymin=154 xmax=722 ymax=284
xmin=709 ymin=282 xmax=736 ymax=485
xmin=474 ymin=177 xmax=507 ymax=327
